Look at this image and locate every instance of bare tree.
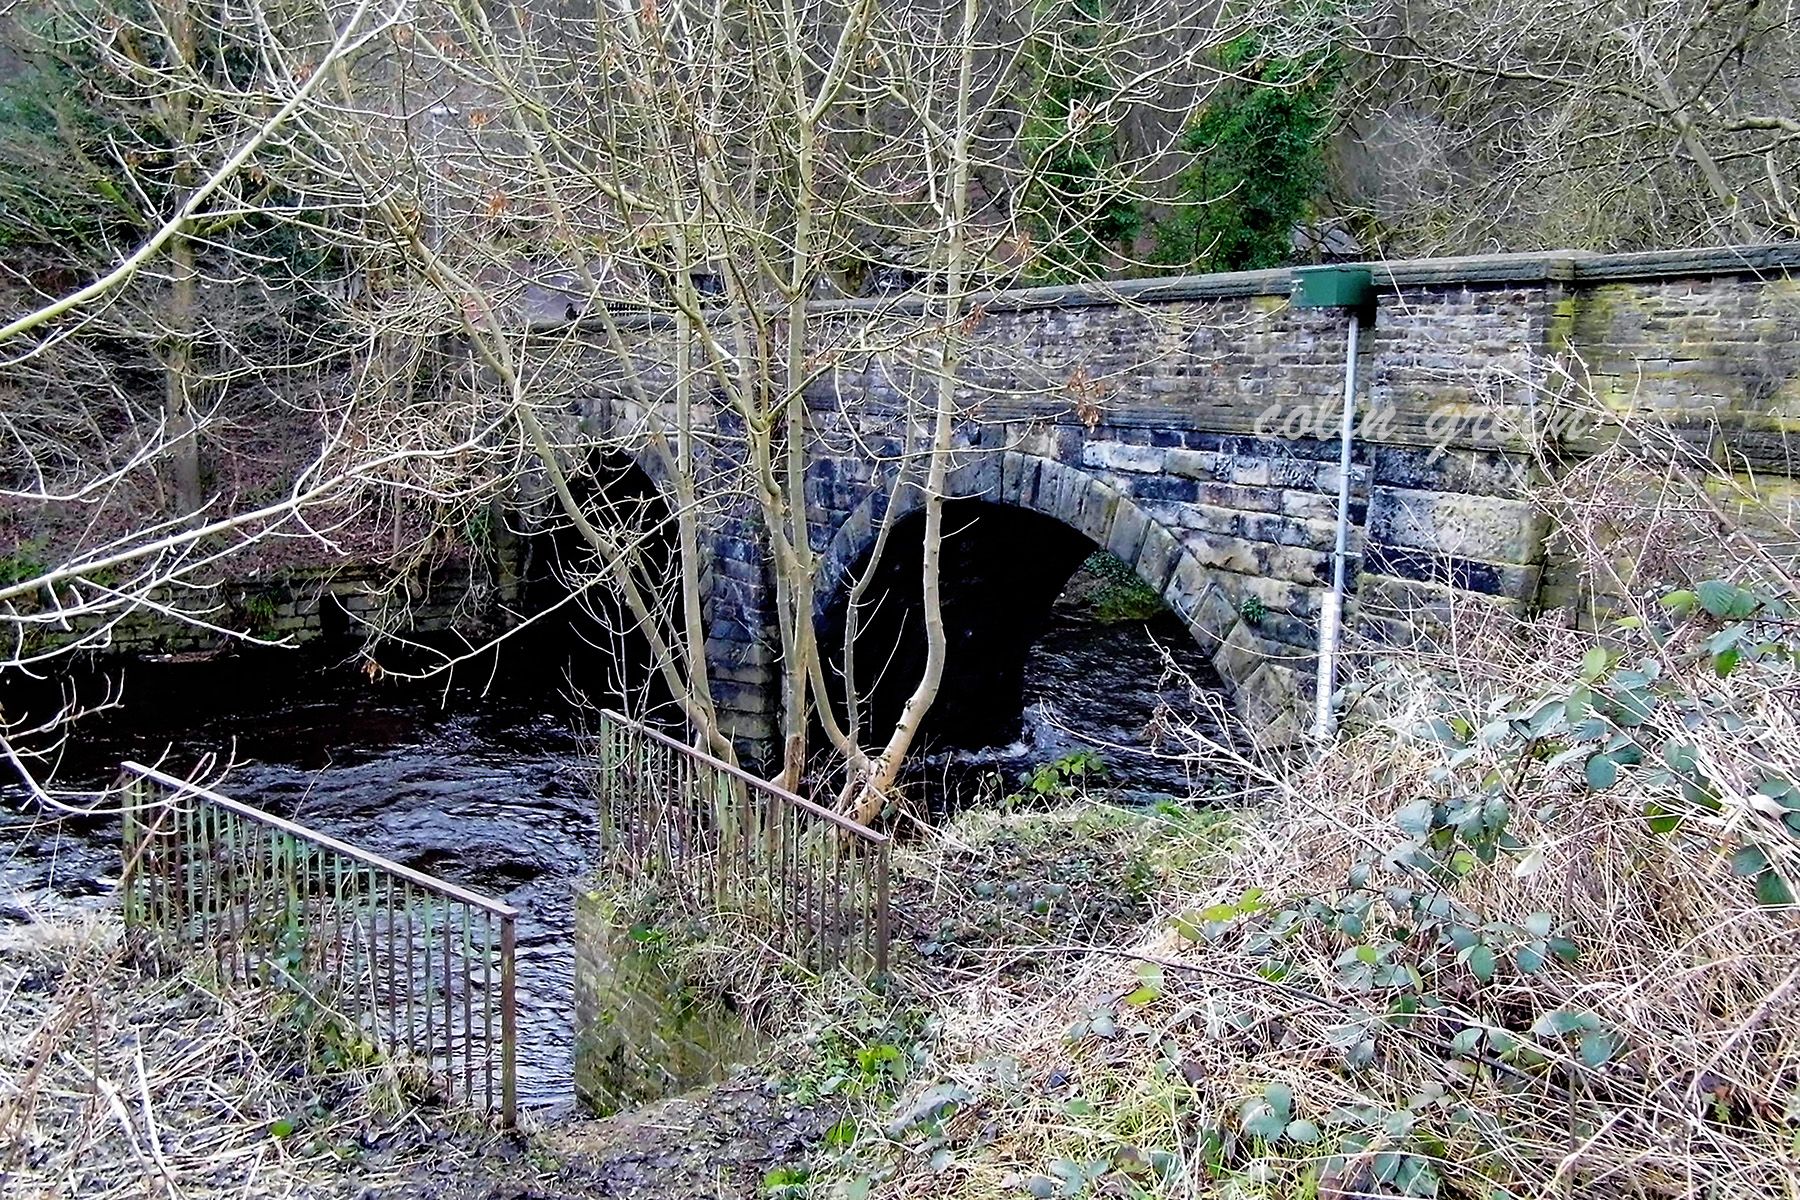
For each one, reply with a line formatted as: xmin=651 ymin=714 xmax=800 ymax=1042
xmin=1336 ymin=0 xmax=1800 ymax=252
xmin=259 ymin=0 xmax=1247 ymax=811
xmin=1 ymin=0 xmax=1252 ymax=813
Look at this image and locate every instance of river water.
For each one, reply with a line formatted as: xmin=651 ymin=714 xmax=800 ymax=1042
xmin=0 ymin=598 xmax=1225 ymax=1110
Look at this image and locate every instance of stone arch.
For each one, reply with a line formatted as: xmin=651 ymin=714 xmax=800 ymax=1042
xmin=813 ymin=450 xmax=1316 ymax=741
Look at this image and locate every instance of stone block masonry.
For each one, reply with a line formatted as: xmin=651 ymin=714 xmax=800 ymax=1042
xmin=29 ymin=561 xmax=502 ymax=661
xmin=563 ymin=245 xmax=1800 ymax=761
xmin=571 ymin=887 xmax=755 ymax=1116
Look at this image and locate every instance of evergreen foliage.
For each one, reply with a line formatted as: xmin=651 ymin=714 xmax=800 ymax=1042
xmin=1019 ymin=0 xmax=1141 ymax=282
xmin=1154 ymin=38 xmax=1336 ymax=273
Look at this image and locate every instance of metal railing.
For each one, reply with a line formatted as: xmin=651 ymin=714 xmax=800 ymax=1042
xmin=119 ymin=762 xmax=518 ymax=1124
xmin=591 ymin=710 xmax=889 ymax=976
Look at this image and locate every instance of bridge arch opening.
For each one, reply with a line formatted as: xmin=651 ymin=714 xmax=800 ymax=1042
xmin=814 ymin=494 xmax=1236 ymax=784
xmin=509 ymin=452 xmax=682 ymax=721
xmin=818 ymin=499 xmax=1094 ymax=747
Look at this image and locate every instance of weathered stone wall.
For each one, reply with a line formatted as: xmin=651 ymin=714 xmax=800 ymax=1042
xmin=568 ymin=245 xmax=1800 ymax=757
xmin=31 ymin=562 xmax=501 ymax=660
xmin=572 ymin=887 xmax=754 ymax=1116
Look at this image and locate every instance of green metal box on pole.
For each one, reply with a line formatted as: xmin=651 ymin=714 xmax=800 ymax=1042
xmin=1294 ymin=266 xmax=1376 ymax=321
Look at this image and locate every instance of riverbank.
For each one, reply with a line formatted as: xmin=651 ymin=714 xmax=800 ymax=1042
xmin=0 ymin=790 xmax=1241 ymax=1199
xmin=0 ymin=901 xmax=516 ymax=1198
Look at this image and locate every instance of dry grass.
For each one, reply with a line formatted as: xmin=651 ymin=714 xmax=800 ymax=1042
xmin=0 ymin=904 xmax=512 ymax=1199
xmin=821 ymin=408 xmax=1800 ymax=1199
xmin=840 ymin=627 xmax=1799 ymax=1198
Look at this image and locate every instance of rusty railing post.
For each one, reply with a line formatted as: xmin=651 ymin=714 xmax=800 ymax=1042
xmin=117 ymin=761 xmax=520 ymax=1126
xmin=500 ymin=912 xmax=517 ymax=1126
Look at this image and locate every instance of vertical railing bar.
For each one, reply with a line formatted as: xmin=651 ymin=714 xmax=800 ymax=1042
xmin=245 ymin=820 xmax=260 ymax=983
xmin=385 ymin=874 xmax=397 ymax=1052
xmin=144 ymin=789 xmax=160 ymax=935
xmin=816 ymin=819 xmax=828 ymax=971
xmin=422 ymin=890 xmax=435 ymax=1093
xmin=833 ymin=827 xmax=845 ymax=972
xmin=682 ymin=741 xmax=692 ymax=902
xmin=442 ymin=890 xmax=453 ymax=1102
xmin=197 ymin=797 xmax=212 ymax=975
xmin=500 ymin=913 xmax=516 ymax=1127
xmin=330 ymin=854 xmax=344 ymax=1006
xmin=209 ymin=801 xmax=224 ymax=979
xmin=483 ymin=910 xmax=495 ymax=1113
xmin=462 ymin=904 xmax=473 ymax=1103
xmin=405 ymin=881 xmax=417 ymax=1067
xmin=876 ymin=841 xmax=890 ymax=976
xmin=781 ymin=801 xmax=794 ymax=963
xmin=182 ymin=794 xmax=196 ymax=937
xmin=350 ymin=857 xmax=366 ymax=1038
xmin=120 ymin=778 xmax=136 ymax=931
xmin=218 ymin=808 xmax=234 ymax=983
xmin=365 ymin=862 xmax=379 ymax=1043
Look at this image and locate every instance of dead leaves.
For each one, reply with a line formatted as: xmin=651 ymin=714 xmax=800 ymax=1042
xmin=1066 ymin=364 xmax=1107 ymax=431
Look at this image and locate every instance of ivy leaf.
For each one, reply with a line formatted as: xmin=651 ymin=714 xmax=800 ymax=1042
xmin=1696 ymin=580 xmax=1757 ymax=619
xmin=1730 ymin=845 xmax=1770 ymax=876
xmin=1564 ymin=687 xmax=1593 ymax=723
xmin=1531 ymin=1009 xmax=1598 ymax=1037
xmin=1426 ymin=718 xmax=1465 ymax=747
xmin=1757 ymin=778 xmax=1800 ymax=811
xmin=1579 ymin=1030 xmax=1616 ymax=1067
xmin=1394 ymin=798 xmax=1434 ymax=836
xmin=1756 ymin=870 xmax=1795 ymax=907
xmin=1659 ymin=588 xmax=1697 ymax=616
xmin=1284 ymin=1119 xmax=1320 ymax=1144
xmin=1707 ymin=625 xmax=1747 ymax=655
xmin=1390 ymin=1155 xmax=1439 ymax=1198
xmin=1241 ymin=1100 xmax=1287 ymax=1141
xmin=1613 ymin=687 xmax=1658 ymax=726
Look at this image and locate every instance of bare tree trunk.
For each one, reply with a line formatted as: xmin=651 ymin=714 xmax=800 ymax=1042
xmin=163 ymin=230 xmax=203 ymax=519
xmin=840 ymin=0 xmax=981 ymax=824
xmin=161 ymin=0 xmax=203 ymax=519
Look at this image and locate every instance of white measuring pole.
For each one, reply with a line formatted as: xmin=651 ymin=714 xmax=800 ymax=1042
xmin=1313 ymin=313 xmax=1360 ymax=742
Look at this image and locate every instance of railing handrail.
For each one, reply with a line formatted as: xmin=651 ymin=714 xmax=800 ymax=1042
xmin=597 ymin=711 xmax=888 ymax=846
xmin=120 ymin=760 xmax=520 ymax=919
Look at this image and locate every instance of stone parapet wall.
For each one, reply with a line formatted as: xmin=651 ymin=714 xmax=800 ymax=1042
xmin=566 ymin=245 xmax=1800 ymax=757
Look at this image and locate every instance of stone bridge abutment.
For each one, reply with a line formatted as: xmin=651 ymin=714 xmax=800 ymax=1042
xmin=566 ymin=245 xmax=1800 ymax=763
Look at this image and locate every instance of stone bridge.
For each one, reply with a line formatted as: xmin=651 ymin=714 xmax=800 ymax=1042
xmin=567 ymin=245 xmax=1800 ymax=762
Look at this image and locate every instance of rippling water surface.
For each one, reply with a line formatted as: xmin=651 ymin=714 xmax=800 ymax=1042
xmin=0 ymin=672 xmax=595 ymax=1110
xmin=1 ymin=600 xmax=1228 ymax=1108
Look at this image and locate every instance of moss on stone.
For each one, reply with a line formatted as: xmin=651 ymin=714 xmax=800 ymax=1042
xmin=1061 ymin=550 xmax=1168 ymax=623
